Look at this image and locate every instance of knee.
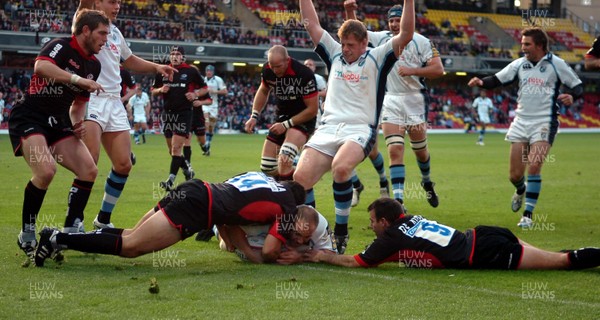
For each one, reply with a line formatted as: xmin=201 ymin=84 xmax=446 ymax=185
xmin=113 ymin=159 xmax=132 ymax=175
xmin=78 ymin=164 xmax=98 ymax=181
xmin=331 ymin=163 xmax=353 ymax=181
xmin=35 ymin=166 xmax=57 ymax=186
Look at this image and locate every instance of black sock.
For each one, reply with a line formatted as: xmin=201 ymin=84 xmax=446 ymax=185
xmin=568 ymin=248 xmax=600 ymax=270
xmin=513 ymin=176 xmax=526 ymax=195
xmin=170 ymin=155 xmax=184 ymax=176
xmin=64 ymin=179 xmax=94 ymax=227
xmin=22 ymin=181 xmax=47 ymax=233
xmin=334 ymin=223 xmax=348 ymax=236
xmin=56 ymin=231 xmax=123 ymax=256
xmin=100 ymin=228 xmax=125 ymax=235
xmin=183 ymin=146 xmax=191 ymax=164
xmin=523 ymin=210 xmax=533 ymax=219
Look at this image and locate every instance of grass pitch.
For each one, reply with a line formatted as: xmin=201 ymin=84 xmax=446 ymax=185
xmin=1 ymin=132 xmax=599 ymax=319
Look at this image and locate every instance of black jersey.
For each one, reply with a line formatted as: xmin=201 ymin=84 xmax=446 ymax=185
xmin=261 ymin=58 xmax=318 ymax=118
xmin=208 ymin=172 xmax=299 ymax=226
xmin=586 ymin=36 xmax=600 ymax=59
xmin=152 ymin=63 xmax=207 ymax=112
xmin=119 ymin=67 xmax=136 ymax=98
xmin=355 ymin=215 xmax=474 ymax=269
xmin=19 ymin=36 xmax=100 ymax=116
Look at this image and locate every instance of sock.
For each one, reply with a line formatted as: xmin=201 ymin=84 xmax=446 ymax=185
xmin=22 ymin=181 xmax=47 ymax=233
xmin=567 ymin=248 xmax=600 ymax=270
xmin=512 ymin=176 xmax=526 ymax=195
xmin=333 ymin=180 xmax=353 ymax=226
xmin=64 ymin=179 xmax=94 ymax=227
xmin=206 ymin=133 xmax=213 ymax=147
xmin=183 ymin=146 xmax=191 ymax=164
xmin=524 ymin=174 xmax=541 ymax=216
xmin=334 ymin=223 xmax=348 ymax=237
xmin=56 ymin=230 xmax=123 ymax=255
xmin=417 ymin=156 xmax=431 ymax=183
xmin=390 ymin=164 xmax=405 ymax=202
xmin=97 ymin=170 xmax=128 ymax=224
xmin=133 ymin=131 xmax=139 ymax=142
xmin=370 ymin=152 xmax=388 ymax=187
xmin=305 ymin=188 xmax=315 ymax=207
xmin=170 ymin=155 xmax=184 ymax=176
xmin=100 ymin=228 xmax=125 ymax=235
xmin=351 ymin=172 xmax=363 ymax=190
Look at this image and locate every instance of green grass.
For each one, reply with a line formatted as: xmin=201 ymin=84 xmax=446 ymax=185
xmin=1 ymin=132 xmax=599 ymax=319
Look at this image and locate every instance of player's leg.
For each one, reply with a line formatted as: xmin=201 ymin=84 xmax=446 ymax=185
xmin=82 ymin=120 xmax=103 ymax=164
xmin=94 ymin=130 xmax=132 ymax=228
xmin=408 ymin=123 xmax=438 ymax=208
xmin=509 ymin=142 xmax=529 ymax=225
xmin=330 ymin=140 xmax=371 ymax=254
xmin=383 ymin=122 xmax=407 ymax=206
xmin=294 ymin=147 xmax=333 ymax=208
xmin=121 ymin=208 xmax=157 ymax=236
xmin=261 ymin=139 xmax=279 ymax=177
xmin=17 ymin=135 xmax=56 ymax=260
xmin=53 ymin=137 xmax=98 ymax=232
xmin=35 ymin=208 xmax=182 ymax=266
xmin=350 ymin=170 xmax=364 ymax=207
xmin=368 ymin=138 xmax=390 ymax=198
xmin=522 ymin=141 xmax=551 ymax=222
xmin=278 ymin=129 xmax=307 ymax=181
xmin=161 ymin=132 xmax=187 ymax=190
xmin=133 ymin=122 xmax=140 ymax=144
xmin=181 ymin=135 xmax=194 ymax=181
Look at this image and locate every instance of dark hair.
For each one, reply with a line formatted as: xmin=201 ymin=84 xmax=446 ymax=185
xmin=73 ymin=9 xmax=109 ymax=36
xmin=367 ymin=198 xmax=404 ymax=223
xmin=337 ymin=19 xmax=368 ymax=43
xmin=522 ymin=27 xmax=549 ymax=53
xmin=282 ymin=181 xmax=306 ymax=205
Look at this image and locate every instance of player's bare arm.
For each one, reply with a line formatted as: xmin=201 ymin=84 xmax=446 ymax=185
xmin=123 ymin=55 xmax=177 ymax=81
xmin=34 ymin=60 xmax=104 ymax=94
xmin=304 ymin=250 xmax=361 ymax=267
xmin=398 ymin=57 xmax=444 ymax=78
xmin=299 ymin=0 xmax=325 ymax=47
xmin=391 ymin=0 xmax=415 ymax=58
xmin=70 ymin=99 xmax=88 ymax=139
xmin=344 ymin=0 xmax=358 ymax=20
xmin=244 ymin=82 xmax=271 ymax=133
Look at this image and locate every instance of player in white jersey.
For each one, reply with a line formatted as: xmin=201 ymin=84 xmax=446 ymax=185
xmin=202 ymin=65 xmax=228 ymax=156
xmin=469 ymin=27 xmax=583 ymax=228
xmin=471 ymin=90 xmax=494 ymax=146
xmin=296 ymin=0 xmax=415 ymax=254
xmin=76 ymin=0 xmax=176 ymax=230
xmin=127 ymin=86 xmax=150 ymax=145
xmin=217 ymin=205 xmax=335 ymax=264
xmin=345 ymin=2 xmax=444 ymax=210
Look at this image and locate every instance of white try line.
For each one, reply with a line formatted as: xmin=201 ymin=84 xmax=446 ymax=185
xmin=298 ymin=265 xmax=600 ymax=309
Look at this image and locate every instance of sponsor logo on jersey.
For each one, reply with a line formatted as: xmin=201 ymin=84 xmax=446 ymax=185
xmin=68 ymin=59 xmax=80 ymax=69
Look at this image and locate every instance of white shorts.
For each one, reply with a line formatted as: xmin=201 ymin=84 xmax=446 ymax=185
xmin=202 ymin=105 xmax=218 ymax=119
xmin=305 ymin=123 xmax=375 ymax=158
xmin=240 ymin=225 xmax=270 ymax=249
xmin=133 ymin=114 xmax=147 ymax=124
xmin=86 ymin=94 xmax=131 ymax=132
xmin=478 ymin=113 xmax=491 ymax=124
xmin=505 ymin=116 xmax=558 ymax=145
xmin=381 ymin=93 xmax=427 ymax=126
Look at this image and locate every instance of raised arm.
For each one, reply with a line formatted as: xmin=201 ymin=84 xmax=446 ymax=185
xmin=299 ymin=0 xmax=325 ymax=47
xmin=344 ymin=0 xmax=358 ymax=20
xmin=391 ymin=0 xmax=415 ymax=57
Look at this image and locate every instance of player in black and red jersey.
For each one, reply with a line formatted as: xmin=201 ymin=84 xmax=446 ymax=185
xmin=244 ymin=45 xmax=318 ymax=181
xmin=305 ymin=198 xmax=600 ymax=270
xmin=151 ymin=46 xmax=208 ymax=190
xmin=9 ymin=9 xmax=107 ymax=263
xmin=584 ymin=36 xmax=600 ymax=70
xmin=34 ymin=172 xmax=306 ymax=266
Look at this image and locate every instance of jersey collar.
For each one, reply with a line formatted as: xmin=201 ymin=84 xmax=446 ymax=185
xmin=70 ymin=35 xmax=95 ymax=60
xmin=340 ymin=50 xmax=369 ymax=66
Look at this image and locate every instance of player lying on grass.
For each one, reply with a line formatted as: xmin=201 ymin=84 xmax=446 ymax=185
xmin=217 ymin=205 xmax=336 ymax=264
xmin=304 ymin=198 xmax=600 ymax=270
xmin=34 ymin=172 xmax=305 ymax=267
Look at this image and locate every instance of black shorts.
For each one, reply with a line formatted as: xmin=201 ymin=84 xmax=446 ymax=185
xmin=471 ymin=226 xmax=523 ymax=270
xmin=8 ymin=105 xmax=74 ymax=157
xmin=155 ymin=179 xmax=211 ymax=239
xmin=266 ymin=115 xmax=316 ymax=146
xmin=162 ymin=109 xmax=192 ymax=138
xmin=191 ymin=108 xmax=206 ymax=136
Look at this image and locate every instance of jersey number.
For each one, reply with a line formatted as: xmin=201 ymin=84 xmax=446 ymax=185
xmin=410 ymin=219 xmax=455 ymax=247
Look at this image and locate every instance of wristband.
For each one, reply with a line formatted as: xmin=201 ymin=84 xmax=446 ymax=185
xmin=282 ymin=119 xmax=294 ymax=129
xmin=251 ymin=110 xmax=259 ymax=120
xmin=70 ymin=74 xmax=81 ymax=84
